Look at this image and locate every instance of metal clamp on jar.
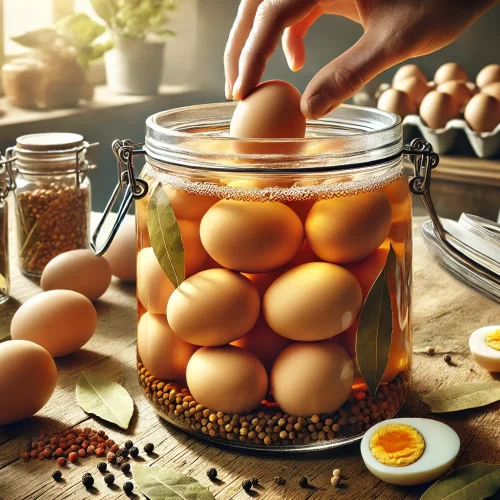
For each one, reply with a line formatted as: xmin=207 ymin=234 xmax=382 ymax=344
xmin=5 ymin=133 xmax=98 ymax=276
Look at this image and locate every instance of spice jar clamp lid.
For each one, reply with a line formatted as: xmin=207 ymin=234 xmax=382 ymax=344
xmin=16 ymin=133 xmax=85 ymax=152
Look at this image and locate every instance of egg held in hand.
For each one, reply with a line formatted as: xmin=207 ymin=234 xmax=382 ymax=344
xmin=230 ymin=80 xmax=306 ymax=139
xmin=167 ymin=268 xmax=260 ymax=346
xmin=186 ymin=345 xmax=268 ymax=414
xmin=138 ymin=312 xmax=198 ymax=380
xmin=263 ymin=262 xmax=362 ymax=341
xmin=270 ymin=340 xmax=354 ymax=416
xmin=41 ymin=249 xmax=112 ymax=301
xmin=200 ymin=200 xmax=304 ymax=273
xmin=361 ymin=418 xmax=460 ymax=486
xmin=469 ymin=325 xmax=500 ymax=372
xmin=0 ymin=340 xmax=58 ymax=425
xmin=11 ymin=290 xmax=97 ymax=357
xmin=305 ymin=191 xmax=391 ymax=264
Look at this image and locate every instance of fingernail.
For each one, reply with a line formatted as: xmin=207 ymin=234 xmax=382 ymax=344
xmin=232 ymin=77 xmax=242 ymax=100
xmin=307 ymin=92 xmax=332 ymax=119
xmin=285 ymin=51 xmax=295 ymax=71
xmin=225 ymin=79 xmax=232 ymax=100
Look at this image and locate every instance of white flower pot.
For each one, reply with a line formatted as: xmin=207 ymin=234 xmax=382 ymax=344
xmin=105 ymin=39 xmax=165 ymax=95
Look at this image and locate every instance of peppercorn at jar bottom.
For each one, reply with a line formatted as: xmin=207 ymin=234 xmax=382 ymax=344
xmin=137 ymin=358 xmax=410 ymax=449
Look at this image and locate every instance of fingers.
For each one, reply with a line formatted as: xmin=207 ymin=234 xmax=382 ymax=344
xmin=301 ymin=31 xmax=399 ymax=119
xmin=232 ymin=0 xmax=318 ymax=100
xmin=224 ymin=0 xmax=263 ymax=99
xmin=282 ymin=5 xmax=323 ymax=71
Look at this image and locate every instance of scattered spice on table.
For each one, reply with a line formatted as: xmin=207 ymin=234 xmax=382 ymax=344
xmin=97 ymin=461 xmax=107 ymax=473
xmin=57 ymin=457 xmax=66 ymax=467
xmin=68 ymin=452 xmax=78 ymax=464
xmin=144 ymin=442 xmax=154 ymax=454
xmin=242 ymin=479 xmax=252 ymax=492
xmin=121 ymin=462 xmax=131 ymax=474
xmin=251 ymin=476 xmax=259 ymax=486
xmin=331 ymin=476 xmax=341 ymax=487
xmin=298 ymin=476 xmax=308 ymax=487
xmin=275 ymin=475 xmax=286 ymax=486
xmin=81 ymin=473 xmax=94 ymax=488
xmin=123 ymin=481 xmax=134 ymax=494
xmin=425 ymin=346 xmax=435 ymax=355
xmin=207 ymin=467 xmax=218 ymax=480
xmin=104 ymin=473 xmax=115 ymax=486
xmin=107 ymin=452 xmax=116 ymax=464
xmin=52 ymin=470 xmax=62 ymax=481
xmin=444 ymin=354 xmax=452 ymax=364
xmin=129 ymin=446 xmax=139 ymax=458
xmin=332 ymin=469 xmax=341 ymax=477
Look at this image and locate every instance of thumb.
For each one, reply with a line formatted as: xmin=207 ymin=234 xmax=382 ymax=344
xmin=301 ymin=31 xmax=398 ymax=120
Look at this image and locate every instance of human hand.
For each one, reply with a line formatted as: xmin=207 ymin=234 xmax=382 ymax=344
xmin=224 ymin=0 xmax=496 ymax=119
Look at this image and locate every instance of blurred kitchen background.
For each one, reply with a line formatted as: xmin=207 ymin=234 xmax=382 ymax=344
xmin=0 ymin=0 xmax=499 ymax=219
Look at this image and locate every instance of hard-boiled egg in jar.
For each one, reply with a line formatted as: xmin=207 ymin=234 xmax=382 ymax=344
xmin=469 ymin=325 xmax=500 ymax=372
xmin=361 ymin=418 xmax=460 ymax=486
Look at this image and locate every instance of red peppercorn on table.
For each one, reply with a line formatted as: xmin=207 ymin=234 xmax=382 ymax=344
xmin=0 ymin=209 xmax=499 ymax=499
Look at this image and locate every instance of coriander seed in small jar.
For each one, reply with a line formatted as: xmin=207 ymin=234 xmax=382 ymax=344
xmin=96 ymin=88 xmax=415 ymax=452
xmin=8 ymin=133 xmax=96 ymax=276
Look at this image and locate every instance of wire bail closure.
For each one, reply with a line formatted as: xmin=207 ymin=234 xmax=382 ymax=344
xmin=91 ymin=139 xmax=147 ymax=256
xmin=0 ymin=154 xmax=17 ymax=201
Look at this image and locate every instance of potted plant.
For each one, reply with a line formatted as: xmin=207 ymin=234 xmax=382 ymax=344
xmin=2 ymin=14 xmax=112 ymax=109
xmin=90 ymin=0 xmax=178 ymax=95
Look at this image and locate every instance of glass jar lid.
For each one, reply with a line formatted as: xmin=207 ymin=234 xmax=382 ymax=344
xmin=16 ymin=133 xmax=84 ymax=152
xmin=145 ymin=103 xmax=403 ymax=172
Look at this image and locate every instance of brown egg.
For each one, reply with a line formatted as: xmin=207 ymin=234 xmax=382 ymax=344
xmin=482 ymin=82 xmax=500 ymax=102
xmin=392 ymin=65 xmax=428 ymax=85
xmin=344 ymin=247 xmax=389 ymax=299
xmin=437 ymin=80 xmax=472 ymax=109
xmin=433 ymin=63 xmax=468 ymax=85
xmin=186 ymin=346 xmax=268 ymax=413
xmin=137 ymin=247 xmax=175 ymax=314
xmin=382 ymin=177 xmax=411 ymax=222
xmin=464 ymin=93 xmax=500 ymax=132
xmin=178 ymin=220 xmax=208 ymax=277
xmin=305 ymin=191 xmax=391 ymax=263
xmin=263 ymin=262 xmax=362 ymax=341
xmin=230 ymin=80 xmax=306 ymax=139
xmin=465 ymin=81 xmax=478 ymax=94
xmin=0 ymin=340 xmax=57 ymax=425
xmin=377 ymin=89 xmax=417 ymax=119
xmin=232 ymin=317 xmax=291 ymax=374
xmin=419 ymin=91 xmax=459 ymax=129
xmin=104 ymin=217 xmax=136 ymax=282
xmin=200 ymin=200 xmax=304 ymax=273
xmin=167 ymin=268 xmax=260 ymax=346
xmin=393 ymin=77 xmax=430 ymax=107
xmin=41 ymin=249 xmax=111 ymax=301
xmin=11 ymin=290 xmax=97 ymax=357
xmin=476 ymin=64 xmax=500 ymax=88
xmin=164 ymin=186 xmax=218 ymax=221
xmin=285 ymin=199 xmax=315 ymax=224
xmin=270 ymin=340 xmax=354 ymax=416
xmin=138 ymin=312 xmax=197 ymax=380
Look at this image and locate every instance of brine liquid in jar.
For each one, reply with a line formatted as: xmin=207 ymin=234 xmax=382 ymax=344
xmin=135 ymin=165 xmax=412 ymax=450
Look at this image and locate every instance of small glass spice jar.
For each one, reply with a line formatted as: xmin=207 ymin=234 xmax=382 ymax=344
xmin=6 ymin=133 xmax=96 ymax=276
xmin=0 ymin=155 xmax=16 ymax=303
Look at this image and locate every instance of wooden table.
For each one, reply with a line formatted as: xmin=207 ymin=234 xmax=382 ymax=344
xmin=0 ymin=210 xmax=499 ymax=500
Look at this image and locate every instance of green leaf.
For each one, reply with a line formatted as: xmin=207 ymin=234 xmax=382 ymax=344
xmin=355 ymin=244 xmax=396 ymax=397
xmin=133 ymin=463 xmax=215 ymax=500
xmin=421 ymin=464 xmax=500 ymax=500
xmin=421 ymin=381 xmax=500 ymax=413
xmin=76 ymin=372 xmax=134 ymax=430
xmin=77 ymin=40 xmax=114 ymax=67
xmin=89 ymin=0 xmax=118 ymax=23
xmin=11 ymin=28 xmax=60 ymax=49
xmin=148 ymin=184 xmax=184 ymax=288
xmin=57 ymin=13 xmax=106 ymax=47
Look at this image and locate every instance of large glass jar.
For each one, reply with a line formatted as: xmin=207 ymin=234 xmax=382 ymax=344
xmin=9 ymin=133 xmax=94 ymax=277
xmin=109 ymin=103 xmax=412 ymax=451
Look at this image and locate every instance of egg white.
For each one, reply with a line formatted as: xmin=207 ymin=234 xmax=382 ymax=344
xmin=469 ymin=325 xmax=500 ymax=373
xmin=360 ymin=418 xmax=460 ymax=486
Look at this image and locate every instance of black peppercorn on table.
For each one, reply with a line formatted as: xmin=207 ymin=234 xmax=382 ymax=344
xmin=0 ymin=210 xmax=499 ymax=499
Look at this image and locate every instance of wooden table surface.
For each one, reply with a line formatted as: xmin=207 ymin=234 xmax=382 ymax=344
xmin=0 ymin=210 xmax=499 ymax=500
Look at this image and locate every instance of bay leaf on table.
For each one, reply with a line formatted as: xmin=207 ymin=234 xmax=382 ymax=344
xmin=421 ymin=381 xmax=500 ymax=413
xmin=133 ymin=463 xmax=215 ymax=500
xmin=421 ymin=463 xmax=500 ymax=500
xmin=148 ymin=183 xmax=184 ymax=288
xmin=355 ymin=244 xmax=396 ymax=397
xmin=76 ymin=372 xmax=134 ymax=430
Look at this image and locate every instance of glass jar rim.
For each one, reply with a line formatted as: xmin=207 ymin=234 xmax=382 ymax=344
xmin=145 ymin=102 xmax=403 ymax=173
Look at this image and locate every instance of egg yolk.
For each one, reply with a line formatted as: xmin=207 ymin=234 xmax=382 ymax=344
xmin=369 ymin=424 xmax=425 ymax=467
xmin=486 ymin=329 xmax=500 ymax=351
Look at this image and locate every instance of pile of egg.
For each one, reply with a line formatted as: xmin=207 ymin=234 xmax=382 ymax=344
xmin=136 ymin=80 xmax=412 ymax=418
xmin=377 ymin=63 xmax=500 ymax=132
xmin=0 ymin=224 xmax=136 ymax=426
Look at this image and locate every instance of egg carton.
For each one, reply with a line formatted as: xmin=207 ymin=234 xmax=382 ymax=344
xmin=402 ymin=114 xmax=500 ymax=158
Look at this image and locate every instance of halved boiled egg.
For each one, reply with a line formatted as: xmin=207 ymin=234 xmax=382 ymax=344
xmin=361 ymin=418 xmax=460 ymax=485
xmin=469 ymin=325 xmax=500 ymax=372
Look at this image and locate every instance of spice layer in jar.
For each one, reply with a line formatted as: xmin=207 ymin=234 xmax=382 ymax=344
xmin=12 ymin=133 xmax=92 ymax=277
xmin=135 ymin=137 xmax=412 ymax=450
